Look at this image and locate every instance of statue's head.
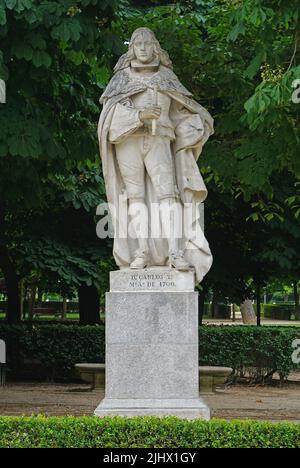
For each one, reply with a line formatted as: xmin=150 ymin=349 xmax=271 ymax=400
xmin=114 ymin=27 xmax=172 ymax=72
xmin=131 ymin=28 xmax=156 ymax=64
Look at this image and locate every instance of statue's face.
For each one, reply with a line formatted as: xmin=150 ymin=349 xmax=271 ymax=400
xmin=133 ymin=34 xmax=155 ymax=64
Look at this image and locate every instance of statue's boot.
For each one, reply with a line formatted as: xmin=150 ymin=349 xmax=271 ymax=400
xmin=168 ymin=249 xmax=190 ymax=270
xmin=128 ymin=198 xmax=149 ymax=269
xmin=130 ymin=249 xmax=149 ymax=269
xmin=159 ymin=197 xmax=190 ymax=271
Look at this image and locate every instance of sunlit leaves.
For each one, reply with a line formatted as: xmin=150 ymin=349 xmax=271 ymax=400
xmin=19 ymin=238 xmax=103 ymax=288
xmin=244 ymin=47 xmax=266 ymax=79
xmin=65 ymin=50 xmax=85 ymax=66
xmin=227 ymin=21 xmax=246 ymax=42
xmin=244 ymin=65 xmax=300 ymax=130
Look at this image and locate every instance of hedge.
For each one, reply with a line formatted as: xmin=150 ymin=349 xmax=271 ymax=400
xmin=213 ymin=304 xmax=231 ymax=319
xmin=0 ymin=323 xmax=105 ymax=380
xmin=0 ymin=416 xmax=299 ymax=448
xmin=263 ymin=304 xmax=294 ymax=321
xmin=0 ymin=324 xmax=299 ymax=382
xmin=203 ymin=303 xmax=231 ymax=319
xmin=199 ymin=325 xmax=300 ymax=382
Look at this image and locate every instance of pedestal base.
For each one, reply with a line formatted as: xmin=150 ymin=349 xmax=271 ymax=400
xmin=94 ymin=268 xmax=210 ymax=420
xmin=94 ymin=397 xmax=210 ymax=420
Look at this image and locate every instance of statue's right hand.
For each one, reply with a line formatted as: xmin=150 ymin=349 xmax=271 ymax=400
xmin=139 ymin=106 xmax=161 ymax=122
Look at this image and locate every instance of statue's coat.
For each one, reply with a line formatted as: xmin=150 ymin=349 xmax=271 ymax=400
xmin=98 ymin=65 xmax=214 ymax=283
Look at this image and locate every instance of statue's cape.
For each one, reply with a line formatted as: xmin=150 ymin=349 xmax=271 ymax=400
xmin=98 ymin=67 xmax=214 ymax=283
xmin=100 ymin=65 xmax=192 ymax=103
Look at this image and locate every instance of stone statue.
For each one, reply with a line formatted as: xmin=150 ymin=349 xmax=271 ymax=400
xmin=98 ymin=28 xmax=214 ymax=283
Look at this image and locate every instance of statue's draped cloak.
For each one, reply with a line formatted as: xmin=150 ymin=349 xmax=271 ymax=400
xmin=98 ymin=66 xmax=214 ymax=283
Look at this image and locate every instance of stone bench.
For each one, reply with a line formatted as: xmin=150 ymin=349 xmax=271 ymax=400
xmin=75 ymin=364 xmax=105 ymax=390
xmin=33 ymin=307 xmax=62 ymax=318
xmin=200 ymin=366 xmax=232 ymax=393
xmin=75 ymin=363 xmax=232 ymax=393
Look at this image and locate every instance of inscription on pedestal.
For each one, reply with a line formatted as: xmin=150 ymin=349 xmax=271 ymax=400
xmin=110 ymin=268 xmax=195 ymax=292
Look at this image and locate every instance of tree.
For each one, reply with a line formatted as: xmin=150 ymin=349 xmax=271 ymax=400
xmin=1 ymin=0 xmax=299 ymax=324
xmin=0 ymin=0 xmax=124 ymax=322
xmin=114 ymin=0 xmax=300 ymax=308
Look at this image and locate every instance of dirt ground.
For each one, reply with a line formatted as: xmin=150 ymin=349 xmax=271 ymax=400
xmin=0 ymin=382 xmax=300 ymax=422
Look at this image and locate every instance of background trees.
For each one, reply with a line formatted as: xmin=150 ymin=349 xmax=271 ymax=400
xmin=0 ymin=0 xmax=122 ymax=322
xmin=114 ymin=0 xmax=300 ymax=306
xmin=0 ymin=0 xmax=299 ymax=323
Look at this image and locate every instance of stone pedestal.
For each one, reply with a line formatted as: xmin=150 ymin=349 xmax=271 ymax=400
xmin=94 ymin=267 xmax=210 ymax=420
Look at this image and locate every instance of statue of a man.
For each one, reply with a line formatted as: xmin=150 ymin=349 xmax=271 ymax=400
xmin=98 ymin=28 xmax=214 ymax=283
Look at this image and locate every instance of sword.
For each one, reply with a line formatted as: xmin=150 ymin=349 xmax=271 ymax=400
xmin=152 ymin=85 xmax=158 ymax=136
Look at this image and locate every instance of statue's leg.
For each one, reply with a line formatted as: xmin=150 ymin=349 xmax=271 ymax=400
xmin=159 ymin=197 xmax=180 ymax=252
xmin=159 ymin=197 xmax=189 ymax=270
xmin=128 ymin=197 xmax=150 ymax=268
xmin=145 ymin=137 xmax=189 ymax=270
xmin=115 ymin=137 xmax=149 ymax=268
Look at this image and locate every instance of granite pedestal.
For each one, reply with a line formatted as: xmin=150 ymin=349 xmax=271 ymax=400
xmin=94 ymin=267 xmax=210 ymax=419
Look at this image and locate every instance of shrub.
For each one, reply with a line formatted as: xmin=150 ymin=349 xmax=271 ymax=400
xmin=213 ymin=304 xmax=231 ymax=319
xmin=203 ymin=302 xmax=211 ymax=316
xmin=0 ymin=324 xmax=299 ymax=382
xmin=199 ymin=325 xmax=300 ymax=382
xmin=0 ymin=323 xmax=105 ymax=380
xmin=0 ymin=416 xmax=299 ymax=448
xmin=203 ymin=303 xmax=231 ymax=319
xmin=263 ymin=304 xmax=294 ymax=320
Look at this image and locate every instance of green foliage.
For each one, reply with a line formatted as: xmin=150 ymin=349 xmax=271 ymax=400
xmin=18 ymin=239 xmax=105 ymax=289
xmin=118 ymin=0 xmax=300 ymax=203
xmin=0 ymin=323 xmax=105 ymax=379
xmin=1 ymin=324 xmax=299 ymax=382
xmin=1 ymin=0 xmax=300 ymax=317
xmin=224 ymin=0 xmax=300 ymax=200
xmin=0 ymin=0 xmax=118 ymax=312
xmin=0 ymin=0 xmax=122 ymax=204
xmin=206 ymin=303 xmax=231 ymax=319
xmin=263 ymin=304 xmax=294 ymax=321
xmin=47 ymin=162 xmax=106 ymax=212
xmin=108 ymin=0 xmax=300 ymax=303
xmin=0 ymin=416 xmax=300 ymax=448
xmin=199 ymin=325 xmax=300 ymax=382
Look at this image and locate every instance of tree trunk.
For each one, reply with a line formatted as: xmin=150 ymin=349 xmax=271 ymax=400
xmin=20 ymin=278 xmax=25 ymax=320
xmin=37 ymin=288 xmax=43 ymax=307
xmin=28 ymin=284 xmax=37 ymax=321
xmin=294 ymin=282 xmax=300 ymax=320
xmin=78 ymin=284 xmax=100 ymax=325
xmin=232 ymin=303 xmax=236 ymax=322
xmin=0 ymin=204 xmax=21 ymax=323
xmin=240 ymin=299 xmax=256 ymax=325
xmin=211 ymin=296 xmax=218 ymax=319
xmin=62 ymin=297 xmax=67 ymax=321
xmin=256 ymin=285 xmax=262 ymax=327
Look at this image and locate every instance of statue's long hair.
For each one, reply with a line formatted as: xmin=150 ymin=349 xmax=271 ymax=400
xmin=114 ymin=28 xmax=173 ymax=73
